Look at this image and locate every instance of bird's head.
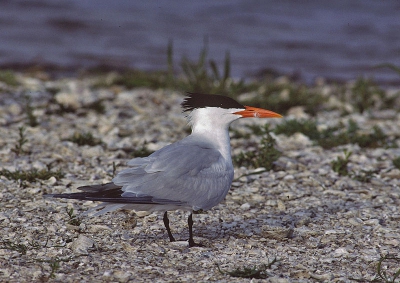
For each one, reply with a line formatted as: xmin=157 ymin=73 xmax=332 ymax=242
xmin=182 ymin=93 xmax=282 ymax=123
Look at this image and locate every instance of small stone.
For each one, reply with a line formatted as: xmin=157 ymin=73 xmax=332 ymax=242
xmin=261 ymin=225 xmax=293 ymax=240
xmin=240 ymin=203 xmax=251 ymax=210
xmin=44 ymin=176 xmax=57 ymax=186
xmin=88 ymin=224 xmax=113 ymax=233
xmin=382 ymin=169 xmax=400 ymax=179
xmin=70 ymin=235 xmax=95 ymax=255
xmin=348 ymin=218 xmax=363 ymax=226
xmin=113 ymin=270 xmax=132 ymax=283
xmin=364 ymin=219 xmax=380 ymax=226
xmin=333 ymin=247 xmax=348 ymax=257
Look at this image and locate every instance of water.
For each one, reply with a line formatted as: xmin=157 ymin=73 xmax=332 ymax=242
xmin=1 ymin=0 xmax=399 ymax=84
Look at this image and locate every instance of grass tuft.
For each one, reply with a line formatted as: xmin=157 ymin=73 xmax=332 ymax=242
xmin=331 ymin=150 xmax=352 ymax=176
xmin=11 ymin=126 xmax=29 ymax=156
xmin=351 ymin=77 xmax=385 ymax=113
xmin=393 ymin=157 xmax=400 ymax=170
xmin=86 ymin=99 xmax=106 ymax=114
xmin=242 ymin=83 xmax=326 ymax=116
xmin=217 ymin=257 xmax=277 ymax=279
xmin=67 ymin=131 xmax=103 ymax=146
xmin=0 ymin=70 xmax=19 ymax=86
xmin=352 ymin=169 xmax=379 ymax=183
xmin=274 ymin=119 xmax=394 ymax=149
xmin=0 ymin=240 xmax=29 ymax=255
xmin=93 ymin=40 xmax=255 ymax=97
xmin=25 ymin=96 xmax=39 ymax=127
xmin=274 ymin=119 xmax=320 ymax=140
xmin=371 ymin=254 xmax=400 ymax=283
xmin=66 ymin=207 xmax=81 ymax=226
xmin=0 ymin=167 xmax=64 ymax=183
xmin=233 ymin=125 xmax=281 ymax=170
xmin=351 ymin=254 xmax=400 ymax=282
xmin=130 ymin=143 xmax=154 ymax=158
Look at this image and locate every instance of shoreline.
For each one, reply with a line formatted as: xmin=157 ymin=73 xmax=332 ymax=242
xmin=1 ymin=63 xmax=400 ymax=87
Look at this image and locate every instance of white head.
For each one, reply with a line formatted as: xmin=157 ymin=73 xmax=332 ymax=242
xmin=181 ymin=93 xmax=282 ymax=133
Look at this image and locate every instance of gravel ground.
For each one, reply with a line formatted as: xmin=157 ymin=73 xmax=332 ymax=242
xmin=1 ymin=74 xmax=400 ymax=282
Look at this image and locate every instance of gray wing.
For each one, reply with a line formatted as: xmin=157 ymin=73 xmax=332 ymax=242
xmin=112 ymin=138 xmax=234 ymax=210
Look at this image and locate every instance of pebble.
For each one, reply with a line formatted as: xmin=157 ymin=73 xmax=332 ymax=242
xmin=0 ymin=74 xmax=399 ymax=282
xmin=69 ymin=235 xmax=96 ymax=255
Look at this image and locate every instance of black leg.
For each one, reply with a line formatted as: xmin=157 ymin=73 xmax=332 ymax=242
xmin=163 ymin=211 xmax=175 ymax=242
xmin=188 ymin=213 xmax=203 ymax=247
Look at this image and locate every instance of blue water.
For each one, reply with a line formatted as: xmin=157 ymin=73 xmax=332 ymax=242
xmin=0 ymin=0 xmax=399 ymax=84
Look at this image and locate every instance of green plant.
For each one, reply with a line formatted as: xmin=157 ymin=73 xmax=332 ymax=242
xmin=393 ymin=157 xmax=400 ymax=170
xmin=94 ymin=40 xmax=254 ymax=97
xmin=48 ymin=260 xmax=60 ymax=279
xmin=351 ymin=254 xmax=400 ymax=282
xmin=351 ymin=77 xmax=385 ymax=113
xmin=86 ymin=99 xmax=106 ymax=114
xmin=0 ymin=237 xmax=51 ymax=256
xmin=0 ymin=240 xmax=29 ymax=255
xmin=374 ymin=63 xmax=400 ymax=76
xmin=179 ymin=38 xmax=241 ymax=95
xmin=112 ymin=162 xmax=117 ymax=177
xmin=371 ymin=254 xmax=400 ymax=283
xmin=110 ymin=69 xmax=169 ymax=89
xmin=274 ymin=119 xmax=320 ymax=140
xmin=331 ymin=150 xmax=352 ymax=176
xmin=11 ymin=126 xmax=29 ymax=156
xmin=241 ymin=82 xmax=326 ymax=116
xmin=0 ymin=70 xmax=18 ymax=86
xmin=36 ymin=256 xmax=74 ymax=281
xmin=25 ymin=96 xmax=39 ymax=127
xmin=234 ymin=126 xmax=281 ymax=170
xmin=274 ymin=119 xmax=393 ymax=150
xmin=0 ymin=168 xmax=64 ymax=184
xmin=67 ymin=131 xmax=103 ymax=146
xmin=66 ymin=207 xmax=81 ymax=226
xmin=352 ymin=169 xmax=379 ymax=183
xmin=129 ymin=143 xmax=153 ymax=158
xmin=217 ymin=257 xmax=277 ymax=279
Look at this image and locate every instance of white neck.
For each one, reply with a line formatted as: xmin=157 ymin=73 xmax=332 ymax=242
xmin=187 ymin=107 xmax=242 ymax=160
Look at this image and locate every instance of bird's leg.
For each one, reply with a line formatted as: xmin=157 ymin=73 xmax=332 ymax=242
xmin=188 ymin=213 xmax=203 ymax=247
xmin=163 ymin=211 xmax=176 ymax=242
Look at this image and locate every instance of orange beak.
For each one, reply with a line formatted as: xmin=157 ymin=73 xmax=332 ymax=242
xmin=234 ymin=106 xmax=283 ymax=118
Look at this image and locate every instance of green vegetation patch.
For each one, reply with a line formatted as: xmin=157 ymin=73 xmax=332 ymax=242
xmin=66 ymin=131 xmax=103 ymax=146
xmin=130 ymin=144 xmax=154 ymax=158
xmin=331 ymin=150 xmax=352 ymax=176
xmin=0 ymin=70 xmax=19 ymax=86
xmin=93 ymin=40 xmax=256 ymax=97
xmin=350 ymin=254 xmax=400 ymax=282
xmin=11 ymin=126 xmax=29 ymax=156
xmin=0 ymin=168 xmax=64 ymax=183
xmin=393 ymin=157 xmax=400 ymax=170
xmin=217 ymin=258 xmax=277 ymax=279
xmin=350 ymin=77 xmax=391 ymax=113
xmin=233 ymin=126 xmax=281 ymax=170
xmin=242 ymin=83 xmax=326 ymax=116
xmin=274 ymin=119 xmax=395 ymax=149
xmin=65 ymin=207 xmax=82 ymax=226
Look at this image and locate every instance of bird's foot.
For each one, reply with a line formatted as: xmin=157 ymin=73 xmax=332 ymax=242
xmin=188 ymin=239 xmax=205 ymax=247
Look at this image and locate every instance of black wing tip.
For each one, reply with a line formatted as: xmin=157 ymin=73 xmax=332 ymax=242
xmin=43 ymin=193 xmax=88 ymax=200
xmin=44 ymin=192 xmax=187 ymax=206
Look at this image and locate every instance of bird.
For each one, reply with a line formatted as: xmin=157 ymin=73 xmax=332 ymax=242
xmin=45 ymin=92 xmax=282 ymax=247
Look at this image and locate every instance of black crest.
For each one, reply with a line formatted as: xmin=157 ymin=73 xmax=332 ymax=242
xmin=181 ymin=93 xmax=244 ymax=112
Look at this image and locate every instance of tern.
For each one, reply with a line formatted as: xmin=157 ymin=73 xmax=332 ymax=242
xmin=45 ymin=93 xmax=282 ymax=246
